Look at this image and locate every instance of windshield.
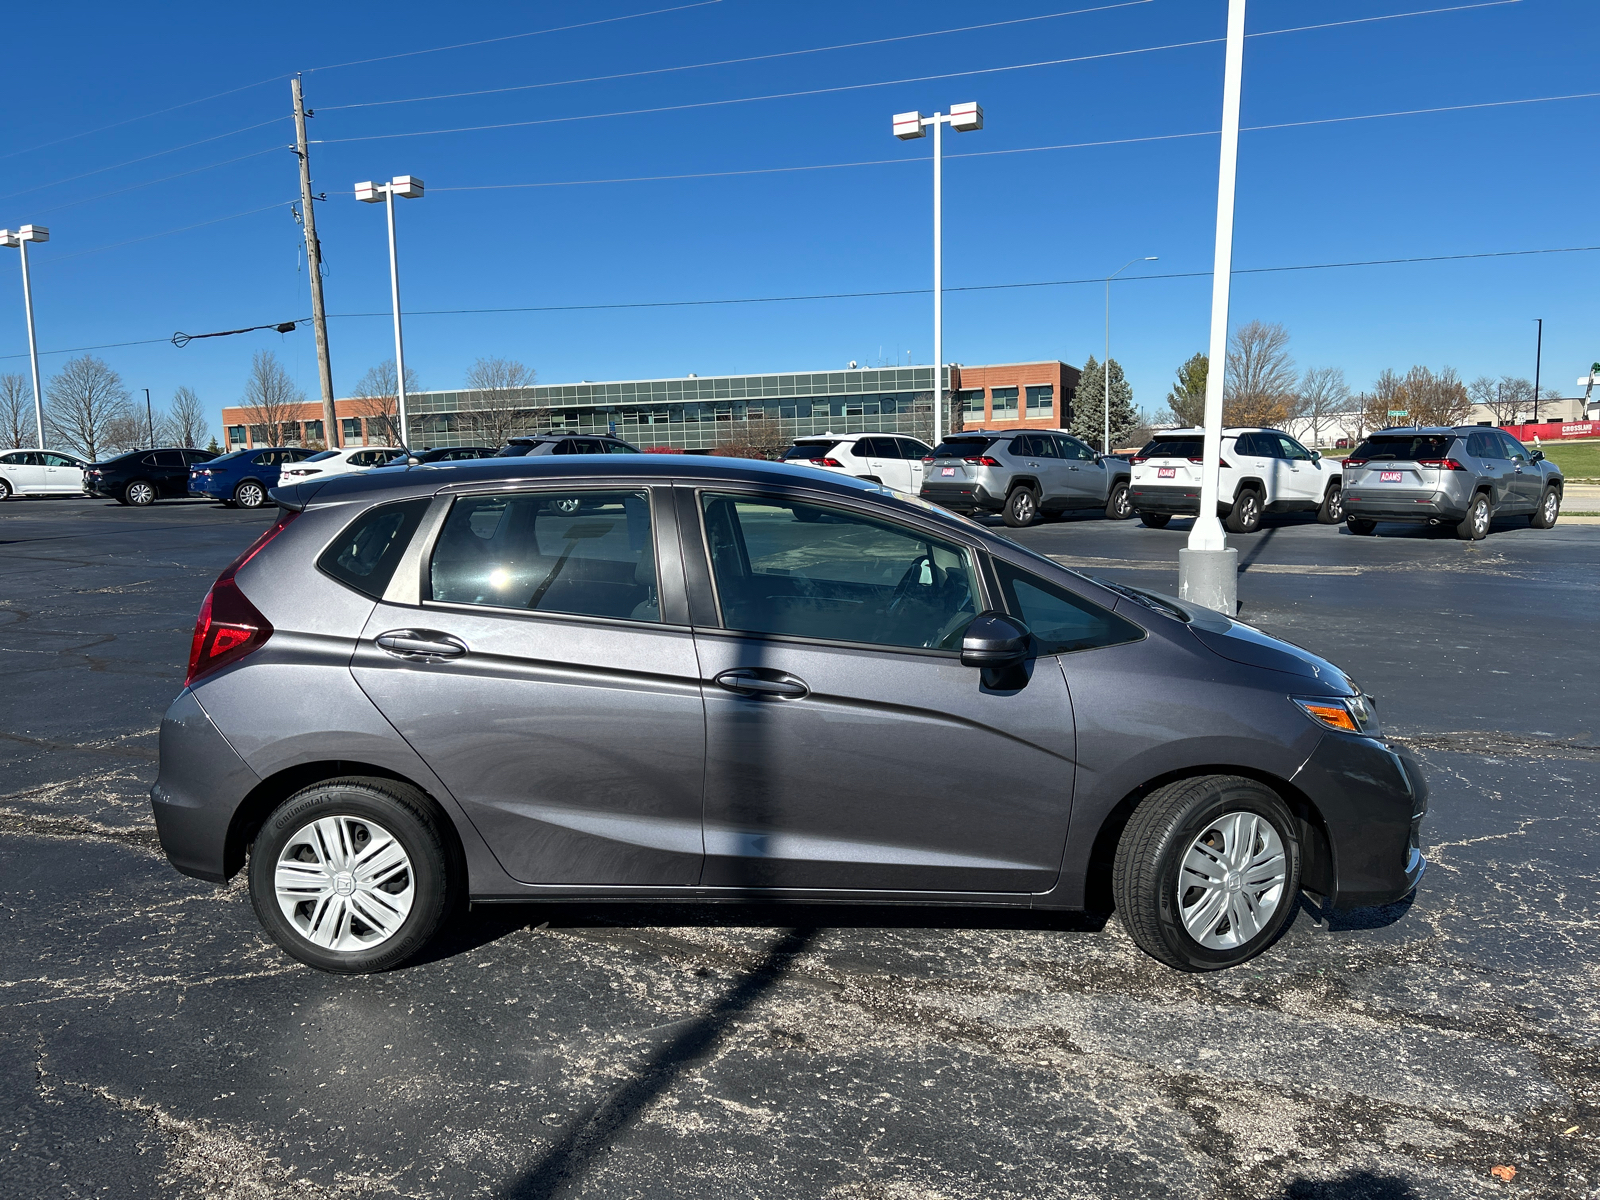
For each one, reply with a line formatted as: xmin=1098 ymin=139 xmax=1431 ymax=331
xmin=1349 ymin=435 xmax=1456 ymax=462
xmin=932 ymin=436 xmax=998 ymax=459
xmin=783 ymin=440 xmax=841 ymax=461
xmin=1138 ymin=436 xmax=1202 ymax=458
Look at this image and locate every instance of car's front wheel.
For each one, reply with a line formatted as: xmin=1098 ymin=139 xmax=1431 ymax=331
xmin=1316 ymin=484 xmax=1343 ymax=524
xmin=234 ymin=480 xmax=267 ymax=509
xmin=1105 ymin=481 xmax=1134 ymax=520
xmin=124 ymin=480 xmax=156 ymax=506
xmin=1529 ymin=487 xmax=1560 ymax=529
xmin=1113 ymin=775 xmax=1301 ymax=971
xmin=0 ymin=479 xmax=11 ymax=501
xmin=248 ymin=777 xmax=459 ymax=973
xmin=1003 ymin=485 xmax=1039 ymax=527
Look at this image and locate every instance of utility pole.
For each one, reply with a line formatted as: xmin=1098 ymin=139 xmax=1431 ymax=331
xmin=292 ymin=75 xmax=339 ymax=448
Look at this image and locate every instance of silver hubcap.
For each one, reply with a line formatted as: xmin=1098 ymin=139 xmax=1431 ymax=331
xmin=1327 ymin=490 xmax=1342 ymax=518
xmin=1114 ymin=488 xmax=1130 ymax=516
xmin=1474 ymin=501 xmax=1488 ymax=534
xmin=239 ymin=485 xmax=262 ymax=506
xmin=130 ymin=484 xmax=153 ymax=504
xmin=1177 ymin=811 xmax=1288 ymax=950
xmin=1543 ymin=493 xmax=1557 ymax=521
xmin=1014 ymin=492 xmax=1035 ymax=520
xmin=275 ymin=816 xmax=414 ymax=952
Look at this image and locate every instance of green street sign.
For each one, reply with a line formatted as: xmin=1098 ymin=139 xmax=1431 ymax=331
xmin=1387 ymin=410 xmax=1409 ymax=417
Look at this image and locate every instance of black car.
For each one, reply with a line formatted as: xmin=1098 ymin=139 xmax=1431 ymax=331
xmin=85 ymin=447 xmax=218 ymax=506
xmin=495 ymin=434 xmax=641 ymax=457
xmin=413 ymin=446 xmax=499 ymax=463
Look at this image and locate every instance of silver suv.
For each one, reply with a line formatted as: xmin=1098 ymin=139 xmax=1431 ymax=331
xmin=151 ymin=455 xmax=1426 ymax=976
xmin=919 ymin=429 xmax=1134 ymax=526
xmin=1341 ymin=426 xmax=1564 ymax=539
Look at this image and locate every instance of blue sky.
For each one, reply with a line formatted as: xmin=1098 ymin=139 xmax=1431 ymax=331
xmin=2 ymin=0 xmax=1596 ymax=436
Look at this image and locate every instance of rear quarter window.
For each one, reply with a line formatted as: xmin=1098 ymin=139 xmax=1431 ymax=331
xmin=317 ymin=498 xmax=433 ymax=598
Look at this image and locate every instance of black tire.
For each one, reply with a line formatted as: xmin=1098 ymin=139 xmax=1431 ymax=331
xmin=1112 ymin=775 xmax=1302 ymax=971
xmin=249 ymin=777 xmax=460 ymax=973
xmin=124 ymin=480 xmax=157 ymax=507
xmin=1138 ymin=511 xmax=1172 ymax=529
xmin=1316 ymin=483 xmax=1344 ymax=524
xmin=1345 ymin=517 xmax=1377 ymax=536
xmin=0 ymin=479 xmax=11 ymax=501
xmin=1105 ymin=481 xmax=1134 ymax=520
xmin=1454 ymin=492 xmax=1490 ymax=541
xmin=1002 ymin=485 xmax=1040 ymax=528
xmin=234 ymin=480 xmax=267 ymax=509
xmin=1529 ymin=487 xmax=1560 ymax=529
xmin=1223 ymin=489 xmax=1263 ymax=534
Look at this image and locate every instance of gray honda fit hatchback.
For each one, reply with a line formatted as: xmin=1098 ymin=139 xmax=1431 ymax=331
xmin=152 ymin=456 xmax=1426 ymax=974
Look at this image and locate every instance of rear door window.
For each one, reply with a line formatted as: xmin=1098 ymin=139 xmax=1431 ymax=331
xmin=430 ymin=490 xmax=659 ymax=623
xmin=152 ymin=450 xmax=185 ymax=468
xmin=318 ymin=498 xmax=434 ymax=599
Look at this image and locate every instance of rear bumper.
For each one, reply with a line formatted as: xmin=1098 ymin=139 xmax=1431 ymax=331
xmin=188 ymin=479 xmax=229 ymax=498
xmin=1291 ymin=733 xmax=1428 ymax=909
xmin=1129 ymin=484 xmax=1227 ymax=516
xmin=920 ymin=482 xmax=1002 ymax=512
xmin=149 ymin=689 xmax=261 ymax=883
xmin=1342 ymin=489 xmax=1467 ymax=522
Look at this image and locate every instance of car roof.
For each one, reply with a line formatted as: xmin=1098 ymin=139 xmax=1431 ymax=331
xmin=1366 ymin=426 xmax=1462 ymax=435
xmin=1152 ymin=428 xmax=1271 ymax=437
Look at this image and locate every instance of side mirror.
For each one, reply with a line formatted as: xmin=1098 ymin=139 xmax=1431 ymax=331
xmin=1530 ymin=449 xmax=1545 ymax=463
xmin=1311 ymin=449 xmax=1322 ymax=461
xmin=961 ymin=612 xmax=1031 ymax=669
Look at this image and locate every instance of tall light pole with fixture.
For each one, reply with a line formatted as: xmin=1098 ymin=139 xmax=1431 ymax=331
xmin=1104 ymin=256 xmax=1157 ymax=454
xmin=893 ymin=102 xmax=982 ymax=449
xmin=0 ymin=224 xmax=50 ymax=449
xmin=1179 ymin=0 xmax=1248 ymax=616
xmin=355 ymin=176 xmax=424 ymax=449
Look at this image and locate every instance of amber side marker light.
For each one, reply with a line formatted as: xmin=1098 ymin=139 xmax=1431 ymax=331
xmin=1294 ymin=698 xmax=1361 ymax=733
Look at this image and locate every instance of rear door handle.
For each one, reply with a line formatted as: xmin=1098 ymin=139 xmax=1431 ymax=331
xmin=375 ymin=629 xmax=467 ymax=661
xmin=713 ymin=669 xmax=808 ymax=699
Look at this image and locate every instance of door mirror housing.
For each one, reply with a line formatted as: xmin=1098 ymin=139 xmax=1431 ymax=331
xmin=1311 ymin=449 xmax=1322 ymax=462
xmin=960 ymin=612 xmax=1031 ymax=669
xmin=1530 ymin=449 xmax=1545 ymax=463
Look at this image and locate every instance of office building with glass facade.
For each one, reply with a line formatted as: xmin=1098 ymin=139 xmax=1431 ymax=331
xmin=221 ymin=360 xmax=1080 ymax=452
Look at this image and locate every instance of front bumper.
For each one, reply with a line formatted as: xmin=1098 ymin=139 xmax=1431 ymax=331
xmin=1342 ymin=488 xmax=1467 ymax=523
xmin=1292 ymin=732 xmax=1428 ymax=909
xmin=150 ymin=689 xmax=261 ymax=882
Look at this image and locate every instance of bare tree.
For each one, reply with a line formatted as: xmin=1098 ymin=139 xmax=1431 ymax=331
xmin=1224 ymin=321 xmax=1298 ymax=427
xmin=240 ymin=350 xmax=306 ymax=446
xmin=1392 ymin=366 xmax=1470 ymax=428
xmin=351 ymin=360 xmax=421 ymax=446
xmin=712 ymin=414 xmax=789 ymax=460
xmin=46 ymin=355 xmax=130 ymax=461
xmin=101 ymin=410 xmax=153 ymax=452
xmin=460 ymin=356 xmax=542 ymax=446
xmin=1164 ymin=352 xmax=1207 ymax=426
xmin=1296 ymin=366 xmax=1349 ymax=448
xmin=0 ymin=373 xmax=32 ymax=448
xmin=1471 ymin=375 xmax=1533 ymax=425
xmin=167 ymin=385 xmax=210 ymax=447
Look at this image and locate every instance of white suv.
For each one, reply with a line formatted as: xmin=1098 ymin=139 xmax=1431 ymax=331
xmin=1128 ymin=427 xmax=1343 ymax=533
xmin=780 ymin=433 xmax=933 ymax=495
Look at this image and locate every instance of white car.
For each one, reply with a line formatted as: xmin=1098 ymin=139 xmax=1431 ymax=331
xmin=0 ymin=449 xmax=89 ymax=500
xmin=780 ymin=433 xmax=933 ymax=495
xmin=1128 ymin=427 xmax=1343 ymax=533
xmin=277 ymin=446 xmax=407 ymax=486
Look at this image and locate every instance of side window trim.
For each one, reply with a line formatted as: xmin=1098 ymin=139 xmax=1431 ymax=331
xmin=381 ymin=494 xmax=454 ymax=605
xmin=683 ymin=485 xmax=996 ymax=653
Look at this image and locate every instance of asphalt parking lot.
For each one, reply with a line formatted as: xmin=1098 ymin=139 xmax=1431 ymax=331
xmin=2 ymin=495 xmax=1597 ymax=1200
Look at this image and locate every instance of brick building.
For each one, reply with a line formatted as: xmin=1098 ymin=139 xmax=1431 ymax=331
xmin=219 ymin=359 xmax=1082 ymax=453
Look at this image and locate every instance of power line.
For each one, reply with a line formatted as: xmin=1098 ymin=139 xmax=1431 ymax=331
xmin=50 ymin=201 xmax=293 ymax=264
xmin=318 ymin=1 xmax=1155 ymax=113
xmin=315 ymin=2 xmax=1524 ymax=145
xmin=29 ymin=147 xmax=284 ymax=218
xmin=6 ymin=239 xmax=1593 ymax=363
xmin=305 ymin=0 xmax=725 ymax=73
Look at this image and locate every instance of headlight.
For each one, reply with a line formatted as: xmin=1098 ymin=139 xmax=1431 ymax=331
xmin=1294 ymin=692 xmax=1375 ymax=734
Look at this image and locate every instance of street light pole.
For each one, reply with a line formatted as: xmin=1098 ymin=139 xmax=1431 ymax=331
xmin=0 ymin=225 xmax=50 ymax=448
xmin=894 ymin=103 xmax=982 ymax=450
xmin=356 ymin=176 xmax=424 ymax=450
xmin=1532 ymin=318 xmax=1543 ymax=425
xmin=1179 ymin=0 xmax=1247 ymax=615
xmin=144 ymin=388 xmax=154 ymax=448
xmin=1104 ymin=256 xmax=1157 ymax=455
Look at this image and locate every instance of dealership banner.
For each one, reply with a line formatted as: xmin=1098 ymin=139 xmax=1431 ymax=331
xmin=1500 ymin=420 xmax=1600 ymax=441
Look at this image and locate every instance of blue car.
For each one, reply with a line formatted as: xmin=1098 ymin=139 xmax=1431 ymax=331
xmin=189 ymin=447 xmax=315 ymax=509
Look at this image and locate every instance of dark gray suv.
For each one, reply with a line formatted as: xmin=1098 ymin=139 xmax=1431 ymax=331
xmin=1342 ymin=426 xmax=1564 ymax=539
xmin=152 ymin=456 xmax=1426 ymax=974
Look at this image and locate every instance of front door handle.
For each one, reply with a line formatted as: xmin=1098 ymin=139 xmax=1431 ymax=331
xmin=714 ymin=669 xmax=808 ymax=699
xmin=375 ymin=629 xmax=467 ymax=661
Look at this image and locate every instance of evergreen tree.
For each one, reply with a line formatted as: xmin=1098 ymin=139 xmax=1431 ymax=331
xmin=1165 ymin=353 xmax=1208 ymax=426
xmin=1069 ymin=355 xmax=1139 ymax=450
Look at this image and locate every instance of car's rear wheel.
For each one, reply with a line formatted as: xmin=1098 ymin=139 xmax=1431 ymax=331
xmin=1316 ymin=483 xmax=1343 ymax=524
xmin=249 ymin=777 xmax=459 ymax=973
xmin=124 ymin=480 xmax=156 ymax=507
xmin=1455 ymin=492 xmax=1490 ymax=541
xmin=1223 ymin=489 xmax=1263 ymax=534
xmin=1003 ymin=485 xmax=1039 ymax=528
xmin=1139 ymin=511 xmax=1171 ymax=529
xmin=1105 ymin=481 xmax=1134 ymax=520
xmin=1529 ymin=487 xmax=1560 ymax=529
xmin=0 ymin=479 xmax=11 ymax=501
xmin=234 ymin=480 xmax=267 ymax=509
xmin=1345 ymin=517 xmax=1377 ymax=536
xmin=1113 ymin=775 xmax=1301 ymax=971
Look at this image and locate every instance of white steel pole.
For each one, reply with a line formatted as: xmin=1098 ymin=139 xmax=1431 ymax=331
xmin=1104 ymin=276 xmax=1111 ymax=455
xmin=17 ymin=239 xmax=44 ymax=449
xmin=1179 ymin=0 xmax=1247 ymax=613
xmin=932 ymin=113 xmax=944 ymax=449
xmin=384 ymin=187 xmax=409 ymax=450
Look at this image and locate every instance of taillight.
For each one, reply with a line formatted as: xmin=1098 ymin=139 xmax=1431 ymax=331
xmin=964 ymin=455 xmax=1002 ymax=467
xmin=1417 ymin=458 xmax=1466 ymax=471
xmin=921 ymin=456 xmax=934 ymax=463
xmin=1342 ymin=458 xmax=1365 ymax=467
xmin=184 ymin=509 xmax=297 ymax=687
xmin=815 ymin=457 xmax=845 ymax=468
xmin=1186 ymin=456 xmax=1231 ymax=468
xmin=1130 ymin=456 xmax=1147 ymax=464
